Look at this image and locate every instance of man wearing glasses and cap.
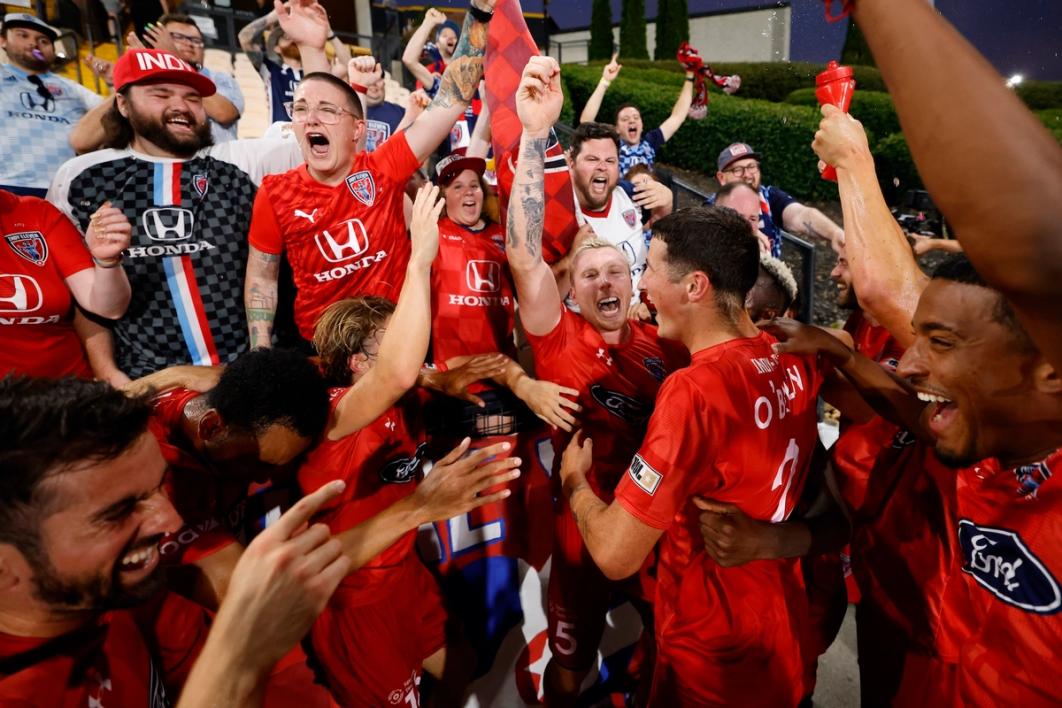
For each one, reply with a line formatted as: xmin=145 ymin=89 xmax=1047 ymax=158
xmin=711 ymin=141 xmax=845 ymax=257
xmin=0 ymin=13 xmax=103 ymax=197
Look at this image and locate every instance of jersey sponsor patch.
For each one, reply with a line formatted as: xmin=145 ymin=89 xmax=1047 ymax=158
xmin=379 ymin=442 xmax=428 ymax=484
xmin=958 ymin=519 xmax=1062 ymax=614
xmin=5 ymin=230 xmax=48 ymax=266
xmin=589 ymin=384 xmax=651 ymax=426
xmin=628 ymin=454 xmax=662 ymax=495
xmin=192 ymin=173 xmax=209 ymax=197
xmin=622 ymin=208 xmax=638 ymax=228
xmin=346 ymin=170 xmax=377 ymax=207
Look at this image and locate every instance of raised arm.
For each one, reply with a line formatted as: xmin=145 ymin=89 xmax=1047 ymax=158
xmin=69 ymin=96 xmax=114 ymax=154
xmin=273 ymin=0 xmax=330 ymax=74
xmin=327 ymin=185 xmax=442 ymax=440
xmin=812 ymin=105 xmax=928 ymax=347
xmin=578 ymin=54 xmax=621 ymax=124
xmin=402 ymin=8 xmax=447 ymax=88
xmin=328 ymin=35 xmax=352 ymax=79
xmin=237 ymin=9 xmax=278 ymax=70
xmin=403 ymin=0 xmax=495 ymax=162
xmin=854 ymin=0 xmax=1062 ymax=371
xmin=657 ymin=69 xmax=695 ymax=140
xmin=506 ymin=56 xmax=565 ymax=337
xmin=466 ymin=94 xmax=492 ymax=158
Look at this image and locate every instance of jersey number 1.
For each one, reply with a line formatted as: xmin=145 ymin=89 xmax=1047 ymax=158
xmin=770 ymin=438 xmax=800 ymax=523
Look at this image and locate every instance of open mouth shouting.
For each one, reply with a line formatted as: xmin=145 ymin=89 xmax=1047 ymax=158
xmin=118 ymin=537 xmax=161 ymax=582
xmin=589 ymin=173 xmax=610 ymax=199
xmin=165 ymin=111 xmax=195 ymax=135
xmin=597 ymin=296 xmax=622 ymax=316
xmin=306 ymin=131 xmax=331 ymax=158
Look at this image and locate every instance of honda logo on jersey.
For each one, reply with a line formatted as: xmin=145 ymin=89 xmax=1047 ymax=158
xmin=142 ymin=208 xmax=194 ymax=242
xmin=345 ymin=171 xmax=376 ymax=207
xmin=315 ymin=218 xmax=370 ymax=262
xmin=0 ymin=274 xmax=43 ymax=313
xmin=466 ymin=260 xmax=500 ymax=292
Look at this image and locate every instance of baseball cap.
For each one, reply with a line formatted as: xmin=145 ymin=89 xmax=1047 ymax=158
xmin=437 ymin=19 xmax=461 ymax=40
xmin=113 ymin=49 xmax=216 ymax=97
xmin=2 ymin=13 xmax=59 ymax=41
xmin=435 ymin=148 xmax=486 ymax=185
xmin=717 ymin=142 xmax=761 ymax=172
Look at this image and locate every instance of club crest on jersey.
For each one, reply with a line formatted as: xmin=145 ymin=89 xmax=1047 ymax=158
xmin=1014 ymin=460 xmax=1052 ymax=499
xmin=379 ymin=442 xmax=428 ymax=484
xmin=192 ymin=173 xmax=209 ymax=198
xmin=5 ymin=231 xmax=47 ymax=266
xmin=957 ymin=519 xmax=1061 ymax=614
xmin=589 ymin=384 xmax=651 ymax=426
xmin=622 ymin=209 xmax=638 ymax=228
xmin=346 ymin=171 xmax=376 ymax=207
xmin=628 ymin=454 xmax=662 ymax=495
xmin=643 ymin=356 xmax=667 ymax=382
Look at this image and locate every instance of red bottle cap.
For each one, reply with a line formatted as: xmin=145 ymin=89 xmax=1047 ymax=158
xmin=817 ymin=60 xmax=854 ymax=86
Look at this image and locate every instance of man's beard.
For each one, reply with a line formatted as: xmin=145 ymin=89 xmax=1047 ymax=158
xmin=837 ymin=284 xmax=860 ymax=310
xmin=126 ymin=102 xmax=212 ymax=158
xmin=14 ymin=48 xmax=50 ymax=72
xmin=26 ymin=538 xmax=165 ymax=611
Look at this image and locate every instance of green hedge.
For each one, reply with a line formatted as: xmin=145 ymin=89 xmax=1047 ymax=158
xmin=583 ymin=59 xmax=886 ymax=102
xmin=785 ymin=88 xmax=900 ymax=141
xmin=872 ymin=132 xmax=924 ymax=204
xmin=563 ymin=64 xmax=839 ymax=202
xmin=1016 ymin=80 xmax=1062 ymax=110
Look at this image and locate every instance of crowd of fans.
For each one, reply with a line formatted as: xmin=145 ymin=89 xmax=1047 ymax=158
xmin=1 ymin=0 xmax=1060 ymax=706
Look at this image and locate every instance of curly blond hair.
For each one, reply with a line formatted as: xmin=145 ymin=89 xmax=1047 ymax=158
xmin=312 ymin=296 xmax=395 ymax=386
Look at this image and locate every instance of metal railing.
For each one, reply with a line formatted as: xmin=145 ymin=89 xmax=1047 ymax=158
xmin=553 ymin=122 xmax=816 ymax=323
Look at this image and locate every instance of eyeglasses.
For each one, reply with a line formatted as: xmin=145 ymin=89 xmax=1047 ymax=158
xmin=169 ymin=32 xmax=204 ymax=47
xmin=723 ymin=163 xmax=760 ymax=177
xmin=285 ymin=102 xmax=358 ymax=124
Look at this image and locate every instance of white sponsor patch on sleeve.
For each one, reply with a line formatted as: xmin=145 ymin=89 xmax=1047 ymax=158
xmin=628 ymin=454 xmax=662 ymax=495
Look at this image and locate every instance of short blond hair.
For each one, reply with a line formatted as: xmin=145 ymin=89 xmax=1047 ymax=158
xmin=570 ymin=236 xmax=630 ymax=276
xmin=312 ymin=296 xmax=394 ymax=386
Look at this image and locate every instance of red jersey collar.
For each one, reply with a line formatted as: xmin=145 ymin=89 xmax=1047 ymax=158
xmin=580 ymin=192 xmax=614 ymax=219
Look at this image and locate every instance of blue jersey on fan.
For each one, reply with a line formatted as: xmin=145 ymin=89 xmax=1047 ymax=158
xmin=619 ymin=127 xmax=666 ymax=177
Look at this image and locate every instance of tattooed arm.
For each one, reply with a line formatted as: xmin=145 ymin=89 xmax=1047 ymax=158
xmin=245 ymin=246 xmax=280 ymax=349
xmin=504 ymin=56 xmax=566 ymax=338
xmin=238 ymin=10 xmax=277 ymax=71
xmin=781 ymin=201 xmax=845 ymax=250
xmin=404 ymin=0 xmax=495 ymax=162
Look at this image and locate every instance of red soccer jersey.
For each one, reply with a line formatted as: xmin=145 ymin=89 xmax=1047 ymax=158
xmin=0 ymin=594 xmax=207 ymax=707
xmin=298 ymin=388 xmax=427 ymax=600
xmin=844 ymin=309 xmax=905 ymax=373
xmin=149 ymin=388 xmax=239 ymax=565
xmin=943 ymin=447 xmax=1062 ymax=706
xmin=248 ymin=134 xmax=420 ymax=340
xmin=430 ymin=217 xmax=516 ymax=365
xmin=614 ymin=332 xmax=823 ymax=706
xmin=525 ymin=307 xmax=687 ymax=498
xmin=0 ymin=190 xmax=93 ymax=378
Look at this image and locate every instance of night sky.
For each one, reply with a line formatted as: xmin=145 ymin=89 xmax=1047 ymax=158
xmin=416 ymin=0 xmax=1062 ymax=80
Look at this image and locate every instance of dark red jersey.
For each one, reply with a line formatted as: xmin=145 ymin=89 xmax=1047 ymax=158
xmin=149 ymin=387 xmax=238 ymax=565
xmin=615 ymin=332 xmax=824 ymax=706
xmin=249 ymin=133 xmax=420 ymax=339
xmin=0 ymin=190 xmax=93 ymax=379
xmin=525 ymin=308 xmax=687 ymax=499
xmin=944 ymin=447 xmax=1062 ymax=705
xmin=844 ymin=309 xmax=905 ymax=373
xmin=430 ymin=217 xmax=516 ymax=365
xmin=297 ymin=388 xmax=427 ymax=599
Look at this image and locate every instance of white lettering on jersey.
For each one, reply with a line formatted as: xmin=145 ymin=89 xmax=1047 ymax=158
xmin=446 ymin=293 xmax=512 ymax=307
xmin=0 ymin=315 xmax=61 ymax=325
xmin=0 ymin=273 xmax=42 ymax=313
xmin=313 ymin=251 xmax=389 ymax=282
xmin=314 ymin=218 xmax=370 ymax=263
xmin=750 ymin=355 xmax=778 ymax=374
xmin=752 ymin=364 xmax=809 ymax=430
xmin=126 ymin=240 xmax=216 ymax=258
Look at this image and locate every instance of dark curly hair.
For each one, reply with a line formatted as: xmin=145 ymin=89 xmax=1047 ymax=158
xmin=570 ymin=121 xmax=621 ymax=161
xmin=207 ymin=349 xmax=330 ymax=439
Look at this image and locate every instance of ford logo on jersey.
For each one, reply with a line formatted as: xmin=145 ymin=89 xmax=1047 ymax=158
xmin=589 ymin=385 xmax=651 ymax=426
xmin=379 ymin=442 xmax=428 ymax=484
xmin=958 ymin=519 xmax=1062 ymax=614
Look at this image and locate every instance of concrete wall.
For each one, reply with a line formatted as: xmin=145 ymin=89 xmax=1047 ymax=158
xmin=547 ymin=6 xmax=791 ymax=65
